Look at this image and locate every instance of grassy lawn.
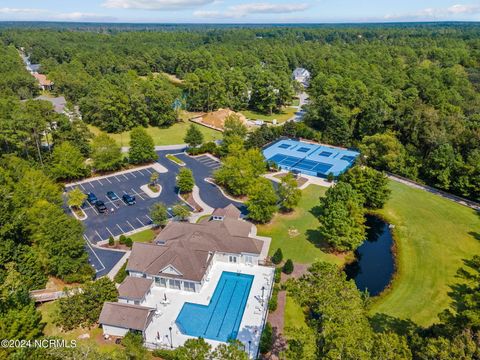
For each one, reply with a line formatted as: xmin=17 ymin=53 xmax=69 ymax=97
xmin=88 ymin=120 xmax=221 ymax=147
xmin=38 ymin=301 xmax=119 ymax=353
xmin=166 ymin=153 xmax=185 ymax=165
xmin=284 ymin=295 xmax=308 ymax=330
xmin=257 ymin=185 xmax=342 ymax=265
xmin=129 ymin=228 xmax=155 ymax=243
xmin=241 ymin=106 xmax=297 ymax=124
xmin=370 ymin=181 xmax=480 ymax=326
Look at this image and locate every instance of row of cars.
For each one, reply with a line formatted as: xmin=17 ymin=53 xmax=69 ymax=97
xmin=86 ymin=191 xmax=136 ymax=213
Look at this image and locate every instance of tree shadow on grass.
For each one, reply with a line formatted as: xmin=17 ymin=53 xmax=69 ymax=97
xmin=305 ymin=205 xmax=334 ymax=251
xmin=369 ymin=313 xmax=419 ymax=336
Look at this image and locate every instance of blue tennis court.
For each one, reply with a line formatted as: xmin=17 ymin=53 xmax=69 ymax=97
xmin=263 ymin=139 xmax=360 ymax=177
xmin=176 ymin=272 xmax=254 ymax=342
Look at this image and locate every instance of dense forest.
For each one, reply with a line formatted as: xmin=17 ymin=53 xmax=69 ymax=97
xmin=1 ymin=24 xmax=478 ymax=200
xmin=0 ymin=23 xmax=479 ymax=359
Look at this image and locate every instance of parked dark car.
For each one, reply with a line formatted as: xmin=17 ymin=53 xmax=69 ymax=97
xmin=95 ymin=200 xmax=107 ymax=213
xmin=122 ymin=193 xmax=136 ymax=205
xmin=87 ymin=192 xmax=97 ymax=204
xmin=106 ymin=191 xmax=119 ymax=201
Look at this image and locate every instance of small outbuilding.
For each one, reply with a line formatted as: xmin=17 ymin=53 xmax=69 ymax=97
xmin=98 ymin=302 xmax=155 ymax=338
xmin=118 ymin=277 xmax=153 ymax=305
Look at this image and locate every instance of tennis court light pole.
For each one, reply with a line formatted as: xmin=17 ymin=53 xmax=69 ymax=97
xmin=169 ymin=326 xmax=173 ymax=348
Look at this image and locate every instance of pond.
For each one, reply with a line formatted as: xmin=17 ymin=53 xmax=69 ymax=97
xmin=344 ymin=215 xmax=395 ymax=296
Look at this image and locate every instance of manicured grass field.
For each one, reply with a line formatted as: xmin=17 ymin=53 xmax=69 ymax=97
xmin=129 ymin=228 xmax=155 ymax=243
xmin=257 ymin=185 xmax=342 ymax=265
xmin=370 ymin=181 xmax=480 ymax=326
xmin=284 ymin=295 xmax=308 ymax=330
xmin=88 ymin=120 xmax=221 ymax=147
xmin=241 ymin=106 xmax=297 ymax=124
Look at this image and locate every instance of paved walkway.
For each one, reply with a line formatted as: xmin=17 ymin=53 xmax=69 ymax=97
xmin=387 ymin=173 xmax=480 ymax=211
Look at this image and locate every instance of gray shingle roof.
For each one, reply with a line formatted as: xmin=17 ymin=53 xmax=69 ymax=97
xmin=98 ymin=302 xmax=154 ymax=331
xmin=118 ymin=277 xmax=153 ymax=300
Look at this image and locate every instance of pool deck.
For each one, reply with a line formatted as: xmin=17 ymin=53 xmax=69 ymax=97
xmin=143 ymin=261 xmax=275 ymax=358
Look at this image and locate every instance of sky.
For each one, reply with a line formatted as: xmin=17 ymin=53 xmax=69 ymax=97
xmin=0 ymin=1 xmax=480 ymax=23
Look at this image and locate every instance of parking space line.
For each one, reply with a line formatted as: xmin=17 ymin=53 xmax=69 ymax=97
xmin=130 ymin=172 xmax=136 ymax=178
xmin=131 ymin=188 xmax=145 ymax=200
xmin=114 ymin=176 xmax=121 ymax=182
xmin=90 ymin=204 xmax=99 ymax=215
xmin=105 ymin=199 xmax=120 ymax=209
xmin=146 ymin=214 xmax=153 ymax=222
xmin=97 ymin=179 xmax=103 ymax=186
xmin=84 ymin=238 xmax=105 ymax=273
xmin=94 ymin=230 xmax=103 ymax=242
xmin=79 ymin=183 xmax=86 ymax=190
xmin=105 ymin=177 xmax=112 ymax=184
xmin=116 ymin=224 xmax=125 ymax=233
xmin=106 ymin=227 xmax=115 ymax=238
xmin=137 ymin=169 xmax=145 ymax=176
xmin=126 ymin=220 xmax=135 ymax=230
xmin=144 ymin=168 xmax=152 ymax=174
xmin=136 ymin=217 xmax=145 ymax=226
xmin=89 ymin=182 xmax=95 ymax=189
xmin=122 ymin=174 xmax=129 ymax=180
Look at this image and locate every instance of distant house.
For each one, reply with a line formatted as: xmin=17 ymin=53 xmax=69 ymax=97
xmin=292 ymin=67 xmax=311 ymax=87
xmin=33 ymin=73 xmax=54 ymax=91
xmin=190 ymin=108 xmax=249 ymax=132
xmin=35 ymin=95 xmax=66 ymax=114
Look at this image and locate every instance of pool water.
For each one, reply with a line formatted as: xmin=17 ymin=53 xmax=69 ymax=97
xmin=176 ymin=271 xmax=254 ymax=342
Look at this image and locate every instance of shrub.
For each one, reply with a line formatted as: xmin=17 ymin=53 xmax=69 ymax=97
xmin=125 ymin=237 xmax=133 ymax=248
xmin=108 ymin=236 xmax=114 ymax=246
xmin=259 ymin=322 xmax=274 ymax=354
xmin=327 ymin=172 xmax=335 ymax=182
xmin=274 ymin=267 xmax=282 ymax=283
xmin=114 ymin=262 xmax=128 ymax=284
xmin=283 ymin=259 xmax=294 ymax=274
xmin=271 ymin=248 xmax=283 ymax=265
xmin=119 ymin=235 xmax=126 ymax=245
xmin=187 ymin=141 xmax=218 ymax=156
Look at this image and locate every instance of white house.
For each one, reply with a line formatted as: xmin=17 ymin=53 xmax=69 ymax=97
xmin=292 ymin=67 xmax=311 ymax=87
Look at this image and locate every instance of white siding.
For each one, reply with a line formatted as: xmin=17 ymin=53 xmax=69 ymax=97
xmin=102 ymin=325 xmax=129 ymax=337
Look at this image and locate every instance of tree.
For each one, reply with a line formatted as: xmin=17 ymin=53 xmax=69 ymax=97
xmin=278 ymin=173 xmax=301 ymax=211
xmin=122 ymin=332 xmax=149 ymax=360
xmin=173 ymin=203 xmax=191 ymax=221
xmin=317 ymin=183 xmax=366 ymax=251
xmin=184 ymin=124 xmax=204 ymax=148
xmin=283 ymin=259 xmax=294 ymax=274
xmin=212 ymin=340 xmax=249 ymax=360
xmin=271 ymin=248 xmax=283 ymax=265
xmin=49 ymin=141 xmax=88 ymax=180
xmin=150 ymin=172 xmax=159 ymax=186
xmin=56 ymin=278 xmax=117 ymax=331
xmin=284 ymin=326 xmax=317 ymax=360
xmin=150 ymin=203 xmax=169 ymax=227
xmin=128 ymin=126 xmax=157 ymax=164
xmin=224 ymin=114 xmax=247 ymax=139
xmin=341 ymin=166 xmax=391 ymax=209
xmin=289 ymin=262 xmax=374 ymax=359
xmin=372 ymin=332 xmax=412 ymax=360
xmin=214 ymin=148 xmax=266 ymax=196
xmin=91 ymin=133 xmax=122 ymax=171
xmin=175 ymin=338 xmax=211 ymax=360
xmin=177 ymin=168 xmax=195 ymax=193
xmin=246 ymin=178 xmax=278 ymax=223
xmin=67 ymin=188 xmax=87 ymax=209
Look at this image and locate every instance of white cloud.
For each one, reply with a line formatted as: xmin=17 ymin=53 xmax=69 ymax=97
xmin=194 ymin=2 xmax=310 ymax=18
xmin=102 ymin=0 xmax=215 ymax=10
xmin=52 ymin=12 xmax=118 ymax=22
xmin=385 ymin=3 xmax=480 ymax=20
xmin=231 ymin=2 xmax=309 ymax=14
xmin=0 ymin=8 xmax=47 ymax=15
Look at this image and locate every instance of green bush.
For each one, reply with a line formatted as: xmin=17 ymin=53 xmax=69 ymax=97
xmin=119 ymin=235 xmax=126 ymax=245
xmin=114 ymin=262 xmax=128 ymax=284
xmin=274 ymin=267 xmax=282 ymax=283
xmin=259 ymin=322 xmax=274 ymax=354
xmin=283 ymin=259 xmax=294 ymax=274
xmin=187 ymin=141 xmax=218 ymax=156
xmin=327 ymin=172 xmax=335 ymax=182
xmin=152 ymin=349 xmax=178 ymax=360
xmin=125 ymin=237 xmax=133 ymax=248
xmin=108 ymin=236 xmax=114 ymax=246
xmin=271 ymin=248 xmax=283 ymax=265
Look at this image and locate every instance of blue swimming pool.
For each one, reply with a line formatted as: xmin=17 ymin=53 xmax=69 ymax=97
xmin=175 ymin=272 xmax=254 ymax=342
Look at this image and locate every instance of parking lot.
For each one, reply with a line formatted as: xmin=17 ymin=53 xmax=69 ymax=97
xmin=193 ymin=154 xmax=221 ymax=171
xmin=65 ymin=166 xmax=181 ymax=244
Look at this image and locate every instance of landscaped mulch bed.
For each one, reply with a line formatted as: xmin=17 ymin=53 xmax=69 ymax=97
xmin=273 ymin=173 xmax=308 ymax=187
